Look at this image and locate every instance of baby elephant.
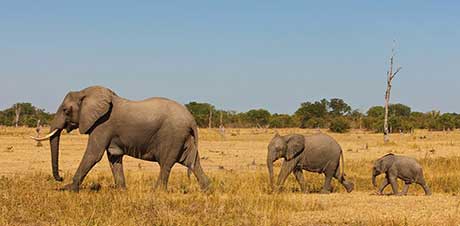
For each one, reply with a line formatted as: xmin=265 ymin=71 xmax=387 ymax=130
xmin=372 ymin=153 xmax=431 ymax=196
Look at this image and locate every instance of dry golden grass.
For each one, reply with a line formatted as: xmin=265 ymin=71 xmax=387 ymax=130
xmin=1 ymin=127 xmax=460 ymax=225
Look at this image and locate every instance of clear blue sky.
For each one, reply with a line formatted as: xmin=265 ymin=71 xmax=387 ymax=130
xmin=1 ymin=1 xmax=459 ymax=114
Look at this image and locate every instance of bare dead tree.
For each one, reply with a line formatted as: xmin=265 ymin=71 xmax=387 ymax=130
xmin=219 ymin=111 xmax=225 ymax=137
xmin=13 ymin=104 xmax=21 ymax=127
xmin=35 ymin=119 xmax=43 ymax=147
xmin=219 ymin=111 xmax=223 ymax=128
xmin=208 ymin=106 xmax=213 ymax=129
xmin=384 ymin=41 xmax=402 ymax=143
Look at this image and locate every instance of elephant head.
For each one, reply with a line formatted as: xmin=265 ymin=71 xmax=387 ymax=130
xmin=372 ymin=153 xmax=395 ymax=187
xmin=267 ymin=134 xmax=304 ymax=189
xmin=31 ymin=86 xmax=116 ymax=181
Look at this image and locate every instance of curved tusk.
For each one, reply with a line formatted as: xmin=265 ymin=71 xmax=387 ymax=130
xmin=30 ymin=129 xmax=59 ymax=141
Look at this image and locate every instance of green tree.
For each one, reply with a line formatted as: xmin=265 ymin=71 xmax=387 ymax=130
xmin=389 ymin=103 xmax=411 ymax=117
xmin=295 ymin=99 xmax=328 ymax=128
xmin=329 ymin=117 xmax=351 ymax=133
xmin=367 ymin=106 xmax=385 ymax=118
xmin=426 ymin=111 xmax=442 ymax=131
xmin=328 ymin=98 xmax=352 ymax=116
xmin=185 ymin=102 xmax=216 ymax=128
xmin=245 ymin=109 xmax=271 ymax=127
xmin=269 ymin=114 xmax=295 ymax=128
xmin=439 ymin=113 xmax=456 ymax=130
xmin=0 ymin=103 xmax=53 ymax=127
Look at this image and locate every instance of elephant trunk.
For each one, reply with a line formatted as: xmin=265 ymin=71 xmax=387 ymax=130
xmin=267 ymin=158 xmax=274 ymax=190
xmin=372 ymin=170 xmax=378 ymax=187
xmin=49 ymin=111 xmax=66 ymax=182
xmin=267 ymin=150 xmax=277 ymax=191
xmin=50 ymin=129 xmax=63 ymax=181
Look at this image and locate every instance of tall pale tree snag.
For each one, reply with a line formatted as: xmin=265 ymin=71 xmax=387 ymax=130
xmin=13 ymin=104 xmax=21 ymax=127
xmin=208 ymin=106 xmax=213 ymax=129
xmin=384 ymin=42 xmax=402 ymax=143
xmin=35 ymin=119 xmax=43 ymax=147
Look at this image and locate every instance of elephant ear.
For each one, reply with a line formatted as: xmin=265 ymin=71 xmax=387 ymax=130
xmin=78 ymin=86 xmax=116 ymax=134
xmin=285 ymin=135 xmax=305 ymax=161
xmin=380 ymin=153 xmax=396 ymax=172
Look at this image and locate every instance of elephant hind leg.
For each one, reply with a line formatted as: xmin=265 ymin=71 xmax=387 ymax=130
xmin=185 ymin=158 xmax=211 ymax=191
xmin=180 ymin=135 xmax=210 ymax=191
xmin=417 ymin=178 xmax=432 ymax=196
xmin=333 ymin=173 xmax=354 ymax=193
xmin=320 ymin=174 xmax=333 ymax=194
xmin=155 ymin=161 xmax=175 ymax=191
xmin=401 ymin=182 xmax=411 ymax=196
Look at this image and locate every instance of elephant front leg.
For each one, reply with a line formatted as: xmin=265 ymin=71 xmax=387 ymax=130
xmin=389 ymin=176 xmax=400 ymax=195
xmin=320 ymin=174 xmax=333 ymax=194
xmin=377 ymin=178 xmax=390 ymax=195
xmin=293 ymin=168 xmax=306 ymax=193
xmin=60 ymin=134 xmax=108 ymax=192
xmin=276 ymin=159 xmax=298 ymax=192
xmin=107 ymin=152 xmax=126 ymax=189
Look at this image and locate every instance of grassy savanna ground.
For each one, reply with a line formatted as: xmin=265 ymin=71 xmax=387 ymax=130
xmin=1 ymin=127 xmax=460 ymax=225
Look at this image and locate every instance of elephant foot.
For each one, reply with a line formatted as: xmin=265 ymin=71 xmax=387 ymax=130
xmin=58 ymin=183 xmax=79 ymax=192
xmin=109 ymin=183 xmax=127 ymax=190
xmin=89 ymin=183 xmax=102 ymax=192
xmin=320 ymin=189 xmax=331 ymax=194
xmin=53 ymin=175 xmax=64 ymax=182
xmin=200 ymin=182 xmax=213 ymax=193
xmin=344 ymin=182 xmax=354 ymax=193
xmin=153 ymin=183 xmax=169 ymax=193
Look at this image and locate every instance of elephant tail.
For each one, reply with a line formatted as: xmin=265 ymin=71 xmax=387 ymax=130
xmin=183 ymin=126 xmax=199 ymax=180
xmin=339 ymin=150 xmax=345 ymax=183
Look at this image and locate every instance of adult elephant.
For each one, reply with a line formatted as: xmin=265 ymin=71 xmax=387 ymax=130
xmin=31 ymin=86 xmax=210 ymax=192
xmin=267 ymin=133 xmax=354 ymax=194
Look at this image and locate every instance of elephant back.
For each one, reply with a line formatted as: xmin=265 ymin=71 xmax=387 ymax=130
xmin=301 ymin=133 xmax=342 ymax=172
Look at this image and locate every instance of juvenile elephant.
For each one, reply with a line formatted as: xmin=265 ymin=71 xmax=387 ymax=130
xmin=267 ymin=133 xmax=354 ymax=194
xmin=372 ymin=153 xmax=431 ymax=196
xmin=31 ymin=86 xmax=210 ymax=192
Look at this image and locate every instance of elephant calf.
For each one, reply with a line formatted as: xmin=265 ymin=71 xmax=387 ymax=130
xmin=267 ymin=133 xmax=354 ymax=194
xmin=372 ymin=153 xmax=431 ymax=196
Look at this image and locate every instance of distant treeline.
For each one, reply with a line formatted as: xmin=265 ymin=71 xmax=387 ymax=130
xmin=1 ymin=99 xmax=460 ymax=133
xmin=185 ymin=99 xmax=460 ymax=133
xmin=0 ymin=103 xmax=54 ymax=127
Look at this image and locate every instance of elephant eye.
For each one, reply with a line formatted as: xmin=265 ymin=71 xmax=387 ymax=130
xmin=63 ymin=106 xmax=72 ymax=115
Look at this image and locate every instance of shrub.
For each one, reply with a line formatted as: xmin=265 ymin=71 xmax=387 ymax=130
xmin=329 ymin=117 xmax=351 ymax=133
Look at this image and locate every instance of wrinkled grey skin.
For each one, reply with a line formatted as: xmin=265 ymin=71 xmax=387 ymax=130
xmin=47 ymin=86 xmax=210 ymax=192
xmin=267 ymin=133 xmax=354 ymax=194
xmin=372 ymin=154 xmax=431 ymax=196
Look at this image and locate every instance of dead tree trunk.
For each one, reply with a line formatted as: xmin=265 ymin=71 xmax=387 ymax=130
xmin=14 ymin=104 xmax=21 ymax=127
xmin=219 ymin=111 xmax=223 ymax=128
xmin=384 ymin=42 xmax=402 ymax=143
xmin=208 ymin=106 xmax=213 ymax=129
xmin=219 ymin=111 xmax=225 ymax=136
xmin=35 ymin=119 xmax=43 ymax=147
